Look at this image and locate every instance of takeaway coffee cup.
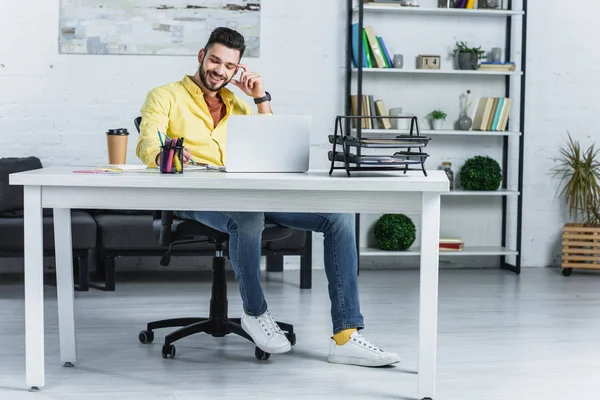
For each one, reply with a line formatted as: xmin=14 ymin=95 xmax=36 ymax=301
xmin=106 ymin=128 xmax=129 ymax=164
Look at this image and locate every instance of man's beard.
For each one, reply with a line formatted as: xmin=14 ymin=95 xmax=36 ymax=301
xmin=199 ymin=62 xmax=230 ymax=92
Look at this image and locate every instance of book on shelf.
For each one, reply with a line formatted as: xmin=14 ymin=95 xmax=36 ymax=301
xmin=471 ymin=97 xmax=512 ymax=131
xmin=439 ymin=238 xmax=464 ymax=251
xmin=478 ymin=62 xmax=516 ymax=71
xmin=351 ymin=23 xmax=393 ymax=69
xmin=350 ymin=95 xmax=393 ymax=130
xmin=363 ymin=0 xmax=403 ymax=5
xmin=453 ymin=0 xmax=477 ymax=8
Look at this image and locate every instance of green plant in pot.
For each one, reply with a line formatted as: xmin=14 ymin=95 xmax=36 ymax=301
xmin=459 ymin=155 xmax=502 ymax=190
xmin=550 ymin=133 xmax=600 ymax=276
xmin=550 ymin=132 xmax=600 ymax=226
xmin=452 ymin=41 xmax=486 ymax=70
xmin=428 ymin=109 xmax=446 ymax=130
xmin=374 ymin=214 xmax=416 ymax=251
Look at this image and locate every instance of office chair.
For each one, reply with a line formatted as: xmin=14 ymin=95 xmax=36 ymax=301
xmin=133 ymin=117 xmax=296 ymax=361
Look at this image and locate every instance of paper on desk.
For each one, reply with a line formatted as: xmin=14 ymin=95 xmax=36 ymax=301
xmin=90 ymin=164 xmax=211 ymax=173
xmin=109 ymin=164 xmax=148 ymax=170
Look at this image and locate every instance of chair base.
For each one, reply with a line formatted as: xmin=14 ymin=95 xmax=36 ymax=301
xmin=138 ymin=251 xmax=296 ymax=361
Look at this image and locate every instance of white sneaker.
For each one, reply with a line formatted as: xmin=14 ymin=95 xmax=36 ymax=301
xmin=328 ymin=331 xmax=401 ymax=367
xmin=241 ymin=310 xmax=291 ymax=354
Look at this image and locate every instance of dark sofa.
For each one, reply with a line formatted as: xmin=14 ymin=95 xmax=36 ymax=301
xmin=1 ymin=157 xmax=313 ymax=291
xmin=92 ymin=210 xmax=312 ymax=291
xmin=0 ymin=157 xmax=96 ymax=290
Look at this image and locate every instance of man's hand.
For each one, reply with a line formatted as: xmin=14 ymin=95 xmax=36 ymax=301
xmin=182 ymin=147 xmax=191 ymax=164
xmin=230 ymin=64 xmax=266 ymax=99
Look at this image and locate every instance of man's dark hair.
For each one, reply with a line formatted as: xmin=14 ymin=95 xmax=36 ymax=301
xmin=204 ymin=27 xmax=246 ymax=58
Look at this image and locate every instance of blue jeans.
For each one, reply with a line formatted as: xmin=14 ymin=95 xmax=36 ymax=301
xmin=175 ymin=211 xmax=364 ymax=334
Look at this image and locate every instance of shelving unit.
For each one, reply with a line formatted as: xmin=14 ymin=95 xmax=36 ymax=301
xmin=354 ymin=3 xmax=524 ymax=16
xmin=353 ymin=128 xmax=522 ymax=136
xmin=344 ymin=0 xmax=527 ymax=273
xmin=441 ymin=189 xmax=519 ymax=196
xmin=353 ymin=67 xmax=523 ymax=76
xmin=360 ymin=245 xmax=519 ymax=257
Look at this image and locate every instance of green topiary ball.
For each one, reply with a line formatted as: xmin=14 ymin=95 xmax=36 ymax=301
xmin=374 ymin=214 xmax=416 ymax=251
xmin=459 ymin=155 xmax=502 ymax=191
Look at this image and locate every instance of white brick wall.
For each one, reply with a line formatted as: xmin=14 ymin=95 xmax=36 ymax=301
xmin=0 ymin=0 xmax=593 ymax=270
xmin=521 ymin=0 xmax=600 ymax=267
xmin=0 ymin=0 xmax=343 ymax=271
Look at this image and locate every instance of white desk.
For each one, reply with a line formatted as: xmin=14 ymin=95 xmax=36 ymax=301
xmin=10 ymin=167 xmax=448 ymax=400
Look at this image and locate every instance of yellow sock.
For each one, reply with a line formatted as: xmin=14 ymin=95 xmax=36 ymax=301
xmin=333 ymin=328 xmax=357 ymax=345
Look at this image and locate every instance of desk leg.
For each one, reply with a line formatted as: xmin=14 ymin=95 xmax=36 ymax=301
xmin=24 ymin=186 xmax=44 ymax=390
xmin=53 ymin=208 xmax=77 ymax=367
xmin=418 ymin=192 xmax=441 ymax=400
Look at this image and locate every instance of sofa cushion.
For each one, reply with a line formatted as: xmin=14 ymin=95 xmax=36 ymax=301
xmin=95 ymin=213 xmax=304 ymax=253
xmin=94 ymin=209 xmax=153 ymax=216
xmin=266 ymin=229 xmax=307 ymax=251
xmin=0 ymin=157 xmax=43 ymax=214
xmin=0 ymin=210 xmax=97 ymax=252
xmin=94 ymin=213 xmax=215 ymax=251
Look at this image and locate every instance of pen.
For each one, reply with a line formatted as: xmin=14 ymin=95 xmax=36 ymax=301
xmin=166 ymin=139 xmax=175 ymax=172
xmin=157 ymin=128 xmax=164 ymax=146
xmin=173 ymin=151 xmax=182 ymax=172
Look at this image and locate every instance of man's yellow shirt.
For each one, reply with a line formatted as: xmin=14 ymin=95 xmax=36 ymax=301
xmin=136 ymin=75 xmax=260 ymax=168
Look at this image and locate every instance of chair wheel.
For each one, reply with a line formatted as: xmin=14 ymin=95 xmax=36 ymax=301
xmin=138 ymin=330 xmax=154 ymax=344
xmin=286 ymin=332 xmax=296 ymax=346
xmin=162 ymin=344 xmax=176 ymax=359
xmin=255 ymin=347 xmax=270 ymax=360
xmin=160 ymin=253 xmax=171 ymax=267
xmin=562 ymin=268 xmax=573 ymax=276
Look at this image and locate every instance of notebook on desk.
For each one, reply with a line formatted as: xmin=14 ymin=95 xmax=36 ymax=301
xmin=223 ymin=115 xmax=311 ymax=173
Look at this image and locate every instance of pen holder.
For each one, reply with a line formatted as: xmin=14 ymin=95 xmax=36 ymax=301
xmin=159 ymin=145 xmax=184 ymax=174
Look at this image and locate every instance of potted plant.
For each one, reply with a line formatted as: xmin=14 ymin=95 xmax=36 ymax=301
xmin=374 ymin=214 xmax=416 ymax=251
xmin=428 ymin=109 xmax=446 ymax=130
xmin=551 ymin=133 xmax=600 ymax=276
xmin=452 ymin=41 xmax=486 ymax=70
xmin=459 ymin=155 xmax=502 ymax=190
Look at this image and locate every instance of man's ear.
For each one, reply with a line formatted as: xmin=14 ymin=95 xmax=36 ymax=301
xmin=198 ymin=48 xmax=205 ymax=64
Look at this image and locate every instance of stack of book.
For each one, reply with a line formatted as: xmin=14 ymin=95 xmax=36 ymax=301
xmin=350 ymin=94 xmax=392 ymax=129
xmin=440 ymin=238 xmax=464 ymax=251
xmin=478 ymin=61 xmax=516 ymax=72
xmin=471 ymin=97 xmax=513 ymax=131
xmin=364 ymin=0 xmax=404 ymax=6
xmin=451 ymin=0 xmax=477 ymax=8
xmin=351 ymin=23 xmax=393 ymax=69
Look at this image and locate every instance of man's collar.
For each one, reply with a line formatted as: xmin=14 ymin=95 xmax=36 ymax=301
xmin=181 ymin=75 xmax=235 ymax=101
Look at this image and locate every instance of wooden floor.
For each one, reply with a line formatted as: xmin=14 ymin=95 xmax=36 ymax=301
xmin=0 ymin=267 xmax=599 ymax=400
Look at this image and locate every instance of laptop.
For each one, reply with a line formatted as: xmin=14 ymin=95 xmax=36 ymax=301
xmin=223 ymin=115 xmax=311 ymax=173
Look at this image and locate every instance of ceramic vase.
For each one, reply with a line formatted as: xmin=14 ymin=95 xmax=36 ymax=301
xmin=432 ymin=119 xmax=444 ymax=130
xmin=458 ymin=114 xmax=473 ymax=130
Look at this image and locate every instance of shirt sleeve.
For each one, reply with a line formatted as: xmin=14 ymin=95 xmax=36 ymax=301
xmin=136 ymin=87 xmax=171 ymax=168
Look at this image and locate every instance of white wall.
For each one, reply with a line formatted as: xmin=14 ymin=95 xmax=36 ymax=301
xmin=0 ymin=0 xmax=595 ymax=270
xmin=0 ymin=0 xmax=345 ymax=271
xmin=521 ymin=0 xmax=600 ymax=267
xmin=0 ymin=0 xmax=345 ymax=169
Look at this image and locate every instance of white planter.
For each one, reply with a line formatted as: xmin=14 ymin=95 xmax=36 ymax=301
xmin=432 ymin=119 xmax=444 ymax=130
